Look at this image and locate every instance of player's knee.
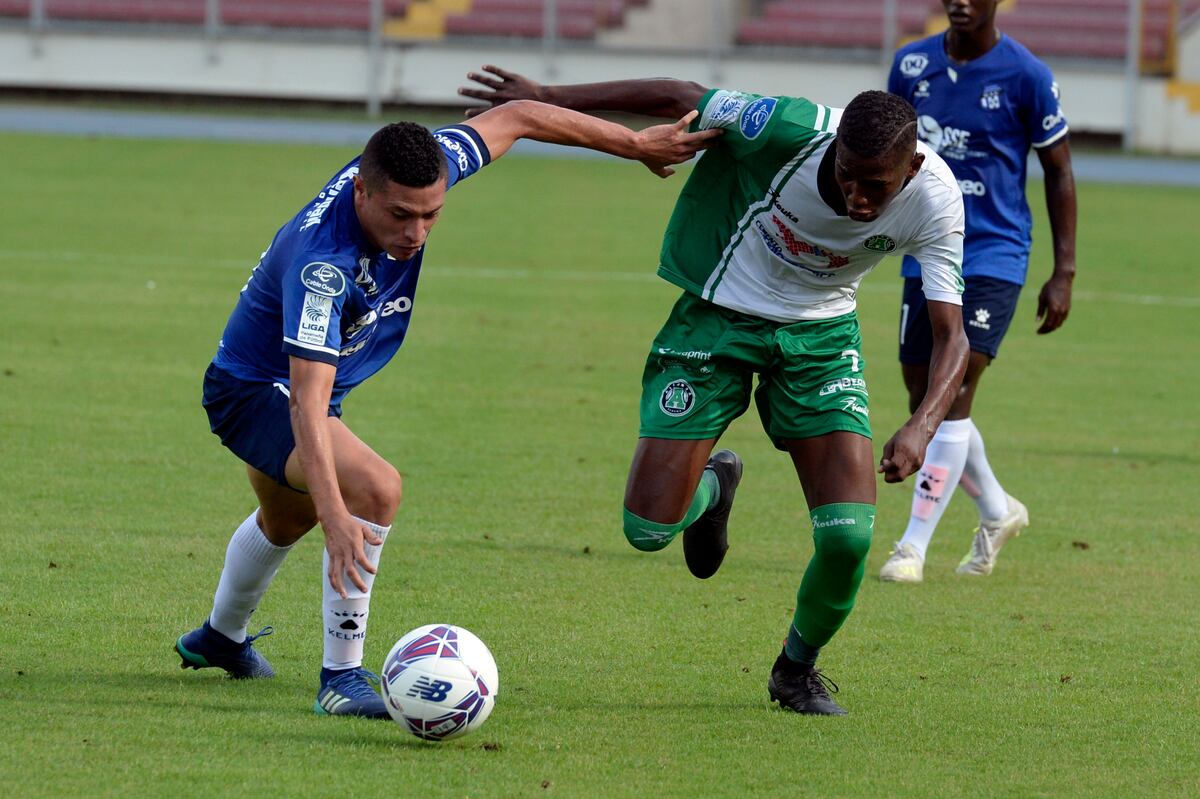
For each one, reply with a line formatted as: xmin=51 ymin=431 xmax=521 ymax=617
xmin=359 ymin=464 xmax=403 ymax=523
xmin=813 ymin=526 xmax=872 ymax=572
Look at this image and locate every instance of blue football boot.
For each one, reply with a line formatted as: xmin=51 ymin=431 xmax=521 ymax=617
xmin=314 ymin=667 xmax=390 ymax=719
xmin=175 ymin=621 xmax=276 ymax=679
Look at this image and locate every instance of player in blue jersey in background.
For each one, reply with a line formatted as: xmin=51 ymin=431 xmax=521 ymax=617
xmin=880 ymin=0 xmax=1077 ymax=583
xmin=174 ymin=101 xmax=720 ymax=717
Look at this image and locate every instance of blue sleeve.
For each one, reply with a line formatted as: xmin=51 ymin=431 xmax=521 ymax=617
xmin=433 ymin=125 xmax=492 ymax=189
xmin=281 ymin=259 xmax=353 ymax=366
xmin=1024 ymin=60 xmax=1068 ymax=150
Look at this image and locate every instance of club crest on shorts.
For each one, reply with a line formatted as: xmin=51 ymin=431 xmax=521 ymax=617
xmin=660 ymin=379 xmax=696 ymax=417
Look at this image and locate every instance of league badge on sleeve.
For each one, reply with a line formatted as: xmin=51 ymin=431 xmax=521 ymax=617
xmin=300 ymin=262 xmax=347 ymax=297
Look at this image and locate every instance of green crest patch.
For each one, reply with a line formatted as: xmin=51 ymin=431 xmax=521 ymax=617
xmin=863 ymin=235 xmax=897 ymax=253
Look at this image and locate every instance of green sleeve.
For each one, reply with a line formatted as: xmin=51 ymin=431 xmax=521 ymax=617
xmin=692 ymin=89 xmax=838 ymax=161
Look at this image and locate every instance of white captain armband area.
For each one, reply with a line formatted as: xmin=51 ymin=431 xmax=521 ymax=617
xmin=432 ymin=124 xmax=492 ymax=188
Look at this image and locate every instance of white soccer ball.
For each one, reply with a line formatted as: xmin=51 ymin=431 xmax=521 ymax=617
xmin=381 ymin=624 xmax=498 ymax=741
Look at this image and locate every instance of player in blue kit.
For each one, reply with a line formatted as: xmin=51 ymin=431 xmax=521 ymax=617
xmin=880 ymin=0 xmax=1077 ymax=582
xmin=173 ymin=101 xmax=720 ymax=717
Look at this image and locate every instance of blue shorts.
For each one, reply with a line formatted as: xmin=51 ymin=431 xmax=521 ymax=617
xmin=202 ymin=363 xmax=341 ymax=488
xmin=899 ymin=276 xmax=1022 ymax=363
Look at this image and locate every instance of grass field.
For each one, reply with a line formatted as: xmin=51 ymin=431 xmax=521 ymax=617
xmin=1 ymin=130 xmax=1198 ymax=798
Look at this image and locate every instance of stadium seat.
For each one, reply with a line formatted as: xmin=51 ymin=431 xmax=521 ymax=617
xmin=737 ymin=0 xmax=937 ymax=49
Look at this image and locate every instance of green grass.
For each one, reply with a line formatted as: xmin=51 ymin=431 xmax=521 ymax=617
xmin=1 ymin=131 xmax=1198 ymax=798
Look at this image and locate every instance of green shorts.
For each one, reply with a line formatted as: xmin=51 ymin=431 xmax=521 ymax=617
xmin=639 ymin=292 xmax=871 ymax=448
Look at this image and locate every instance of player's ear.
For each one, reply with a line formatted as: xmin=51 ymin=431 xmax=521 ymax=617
xmin=907 ymin=151 xmax=925 ymax=180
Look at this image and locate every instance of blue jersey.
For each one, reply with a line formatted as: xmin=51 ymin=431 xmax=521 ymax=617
xmin=889 ymin=34 xmax=1068 ymax=286
xmin=212 ymin=124 xmax=490 ymax=408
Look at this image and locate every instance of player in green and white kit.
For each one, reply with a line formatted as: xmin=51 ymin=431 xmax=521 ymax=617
xmin=462 ymin=71 xmax=970 ymax=715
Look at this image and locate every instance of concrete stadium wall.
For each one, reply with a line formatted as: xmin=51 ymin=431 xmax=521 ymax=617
xmin=2 ymin=26 xmax=1199 ymax=154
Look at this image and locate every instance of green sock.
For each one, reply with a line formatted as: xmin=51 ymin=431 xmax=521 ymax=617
xmin=622 ymin=470 xmax=720 ymax=552
xmin=788 ymin=503 xmax=875 ymax=651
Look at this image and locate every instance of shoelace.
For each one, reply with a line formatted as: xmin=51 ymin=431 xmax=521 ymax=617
xmin=805 ymin=669 xmax=840 ymax=698
xmin=328 ymin=668 xmax=382 ymax=700
xmin=970 ymin=528 xmax=994 ymax=560
xmin=244 ymin=626 xmax=273 ymax=645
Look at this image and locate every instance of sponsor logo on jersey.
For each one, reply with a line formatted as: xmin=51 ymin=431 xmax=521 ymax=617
xmin=900 ymin=53 xmax=929 ymax=78
xmin=704 ymin=90 xmax=749 ymax=129
xmin=958 ymin=179 xmax=987 ymax=197
xmin=298 ymin=292 xmax=332 ymax=346
xmin=301 ymin=262 xmax=347 ymax=297
xmin=380 ymin=296 xmax=413 ymax=317
xmin=818 ymin=377 xmax=867 ymax=397
xmin=980 ymin=85 xmax=1003 ymax=111
xmin=863 ymin=235 xmax=897 ymax=253
xmin=435 ymin=131 xmax=470 ymax=173
xmin=1042 ymin=106 xmax=1065 ymax=131
xmin=739 ymin=97 xmax=777 ymax=140
xmin=300 ymin=166 xmax=358 ymax=231
xmin=344 ymin=309 xmax=378 ymax=338
xmin=840 ymin=396 xmax=869 ymax=416
xmin=355 ymin=256 xmax=379 ymax=296
xmin=914 ymin=80 xmax=931 ymax=99
xmin=969 ymin=307 xmax=992 ymax=330
xmin=917 ymin=116 xmax=982 ymax=160
xmin=659 ymin=379 xmax=695 ymax=417
xmin=339 ymin=339 xmax=369 ymax=357
xmin=657 ymin=346 xmax=711 ymax=361
xmin=342 ymin=296 xmax=412 ymax=341
xmin=765 ymin=215 xmax=850 ymax=271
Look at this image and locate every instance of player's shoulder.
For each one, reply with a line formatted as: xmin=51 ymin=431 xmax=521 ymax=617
xmin=996 ymin=35 xmax=1056 ymax=80
xmin=432 ymin=124 xmax=490 ymax=169
xmin=290 ymin=258 xmax=357 ymax=299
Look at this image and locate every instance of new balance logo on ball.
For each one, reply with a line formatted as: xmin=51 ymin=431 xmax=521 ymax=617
xmin=406 ymin=676 xmax=453 ymax=702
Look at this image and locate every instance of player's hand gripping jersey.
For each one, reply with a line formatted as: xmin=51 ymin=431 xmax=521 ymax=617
xmin=889 ymin=34 xmax=1068 ymax=286
xmin=211 ymin=125 xmax=490 ymax=408
xmin=659 ymin=89 xmax=965 ymax=323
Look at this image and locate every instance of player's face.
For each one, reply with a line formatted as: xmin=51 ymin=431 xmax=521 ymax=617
xmin=353 ymin=175 xmax=446 ymax=261
xmin=834 ymin=143 xmax=924 ymax=223
xmin=942 ymin=0 xmax=998 ymax=34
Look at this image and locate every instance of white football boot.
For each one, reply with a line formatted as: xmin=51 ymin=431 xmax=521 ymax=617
xmin=879 ymin=542 xmax=925 ymax=583
xmin=956 ymin=495 xmax=1029 ymax=576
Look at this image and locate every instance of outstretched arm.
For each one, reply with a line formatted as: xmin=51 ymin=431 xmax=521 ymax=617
xmin=1035 ymin=139 xmax=1077 ymax=334
xmin=460 ymin=65 xmax=708 ymax=120
xmin=462 ymin=99 xmax=721 ymax=178
xmin=879 ymin=300 xmax=969 ymax=483
xmin=288 ymin=356 xmax=382 ymax=598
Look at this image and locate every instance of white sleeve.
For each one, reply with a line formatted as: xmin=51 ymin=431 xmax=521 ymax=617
xmin=905 ymin=190 xmax=965 ymax=306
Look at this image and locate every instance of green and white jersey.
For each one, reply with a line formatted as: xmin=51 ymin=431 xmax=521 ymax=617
xmin=658 ymin=89 xmax=965 ymax=322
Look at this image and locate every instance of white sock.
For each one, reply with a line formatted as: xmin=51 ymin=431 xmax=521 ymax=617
xmin=964 ymin=420 xmax=1009 ymax=521
xmin=209 ymin=510 xmax=293 ymax=643
xmin=322 ymin=516 xmax=390 ymax=670
xmin=899 ymin=418 xmax=972 ymax=560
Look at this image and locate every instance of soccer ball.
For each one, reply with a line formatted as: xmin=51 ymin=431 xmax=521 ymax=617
xmin=381 ymin=624 xmax=498 ymax=741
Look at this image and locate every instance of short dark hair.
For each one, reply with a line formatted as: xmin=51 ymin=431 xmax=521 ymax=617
xmin=837 ymin=91 xmax=917 ymax=160
xmin=359 ymin=122 xmax=447 ymax=190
